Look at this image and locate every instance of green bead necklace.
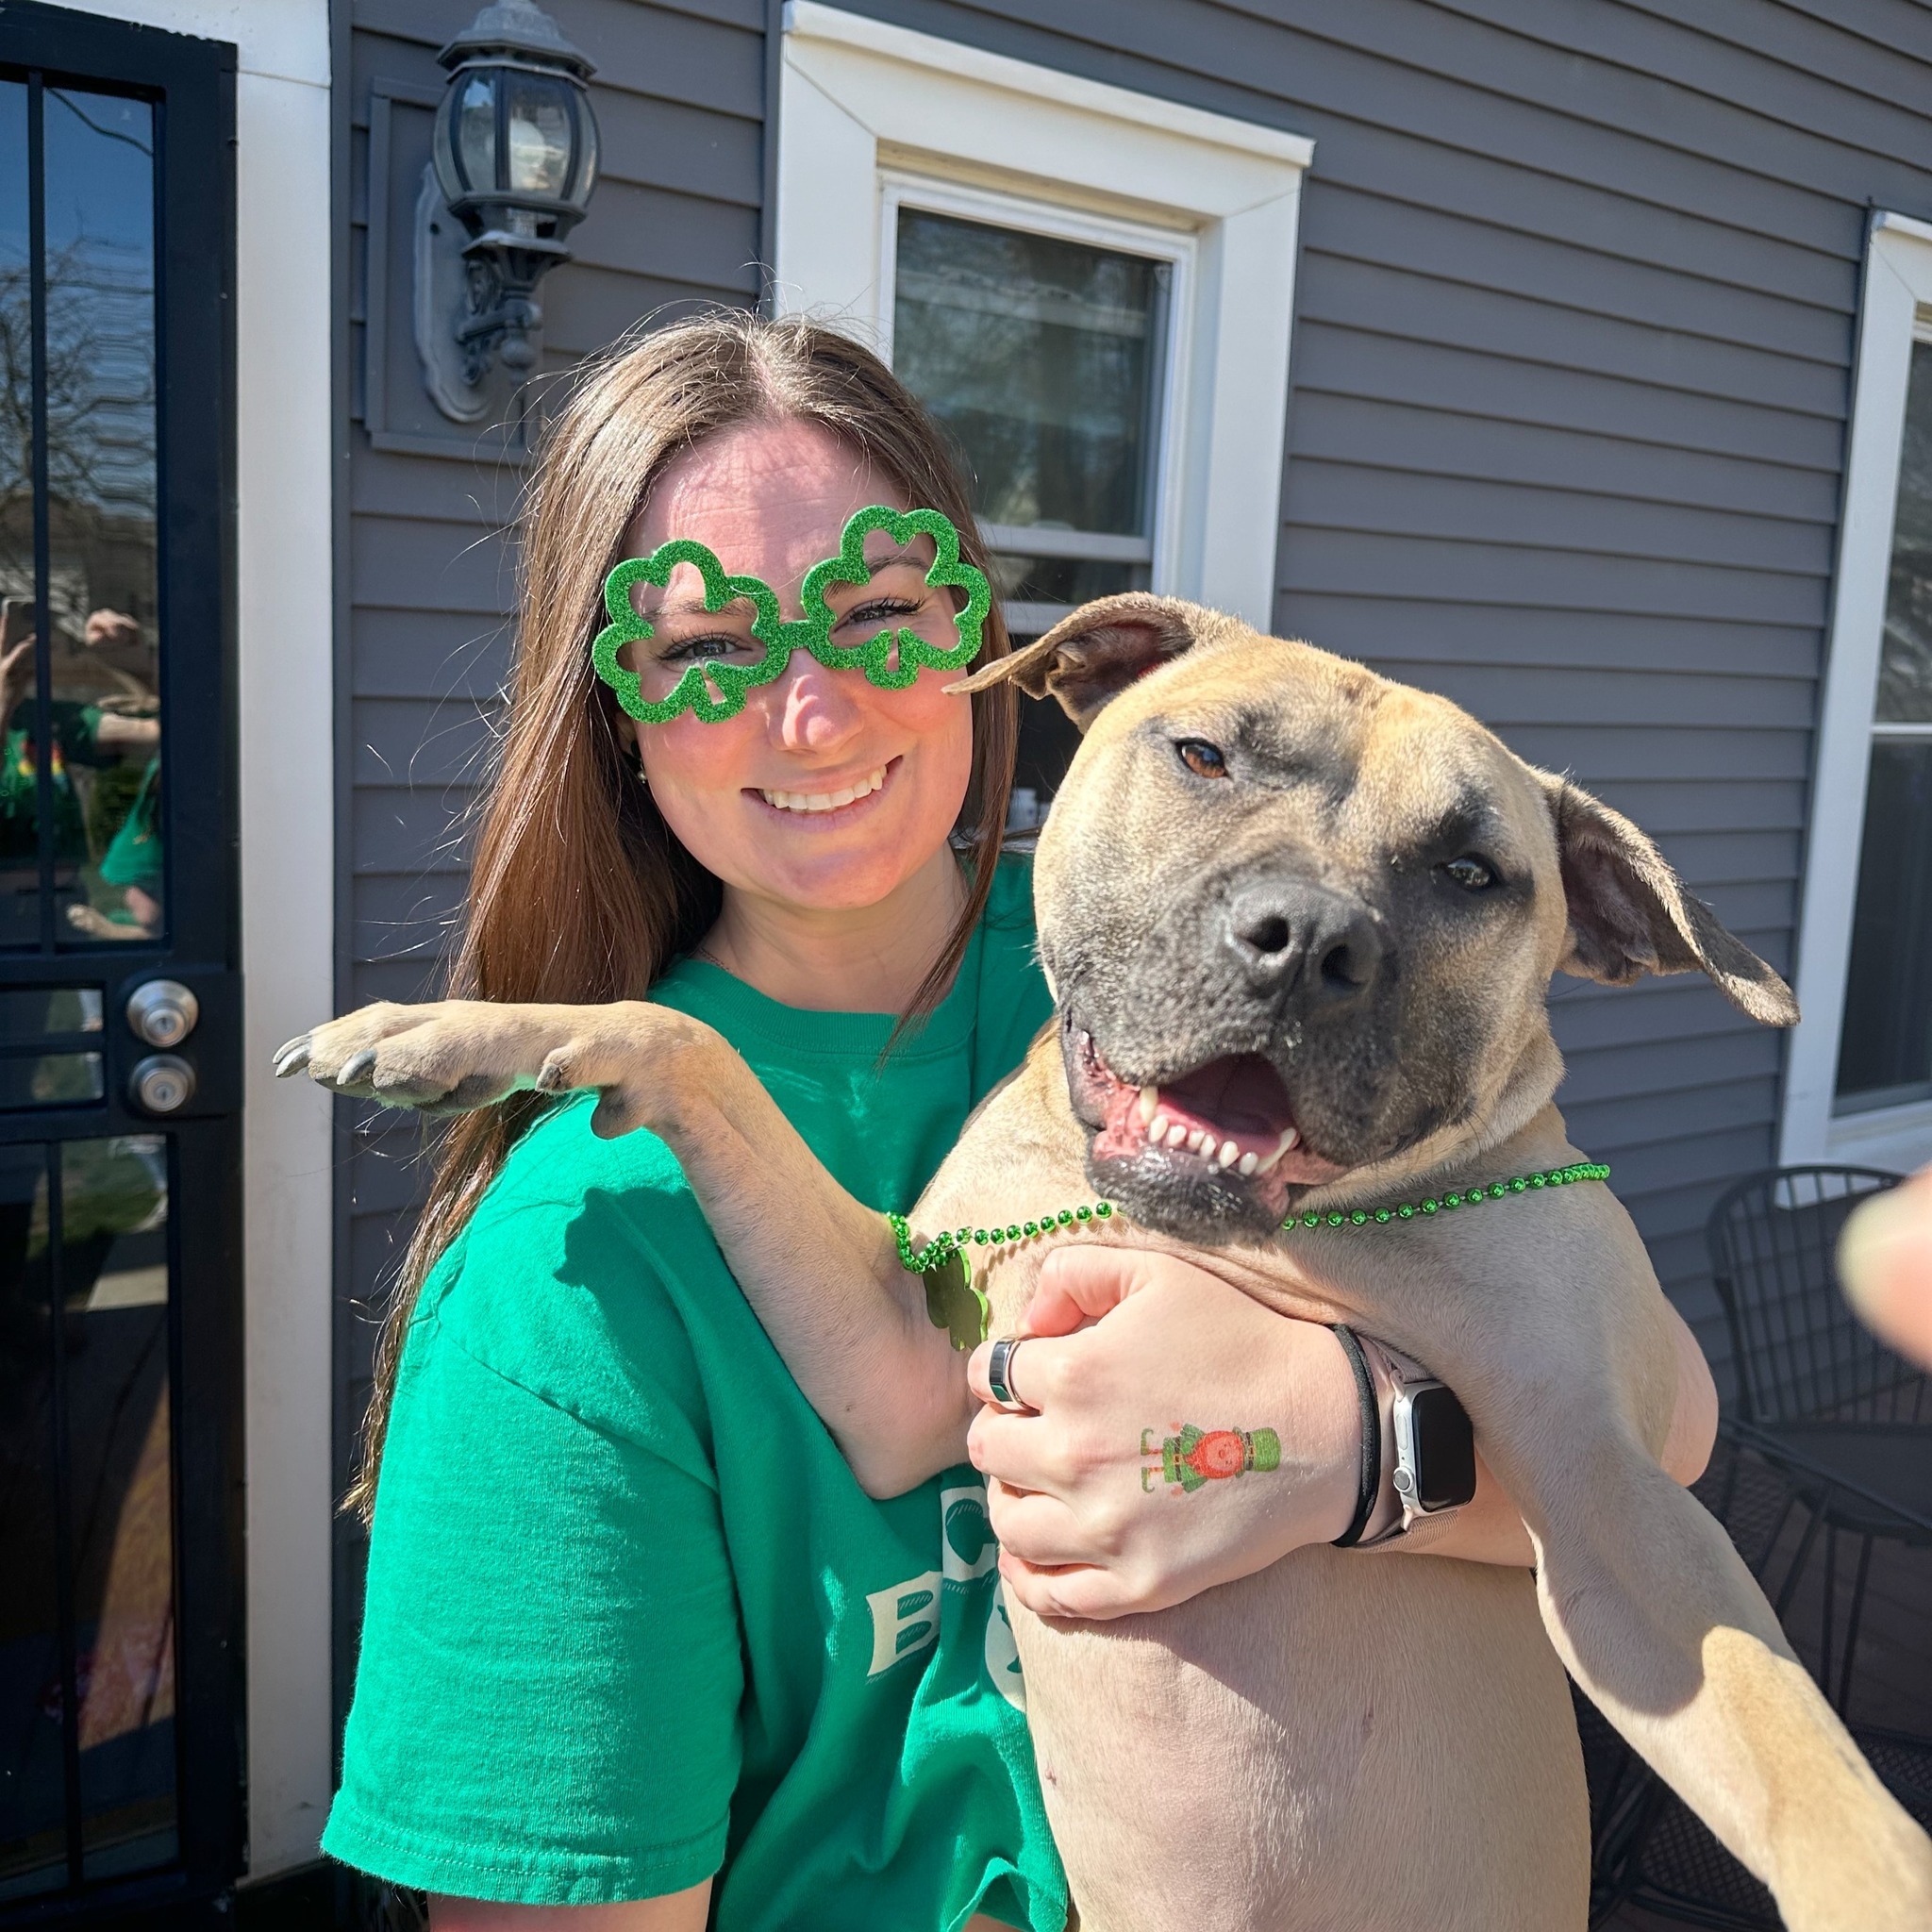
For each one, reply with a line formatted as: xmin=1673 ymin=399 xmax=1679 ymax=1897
xmin=888 ymin=1202 xmax=1116 ymax=1350
xmin=891 ymin=1161 xmax=1609 ymax=1349
xmin=1279 ymin=1160 xmax=1611 ymax=1233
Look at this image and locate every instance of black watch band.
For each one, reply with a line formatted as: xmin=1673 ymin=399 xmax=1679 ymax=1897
xmin=1328 ymin=1324 xmax=1382 ymax=1548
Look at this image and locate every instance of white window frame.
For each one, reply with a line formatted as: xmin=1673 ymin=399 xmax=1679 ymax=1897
xmin=1782 ymin=211 xmax=1932 ymax=1176
xmin=774 ymin=0 xmax=1312 ymax=629
xmin=877 ymin=170 xmax=1194 ymax=635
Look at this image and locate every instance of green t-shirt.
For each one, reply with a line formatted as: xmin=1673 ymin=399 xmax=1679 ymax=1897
xmin=323 ymin=858 xmax=1067 ymax=1931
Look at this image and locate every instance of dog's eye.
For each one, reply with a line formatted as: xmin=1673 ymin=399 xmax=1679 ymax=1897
xmin=1441 ymin=856 xmax=1496 ymax=892
xmin=1176 ymin=739 xmax=1229 ymax=780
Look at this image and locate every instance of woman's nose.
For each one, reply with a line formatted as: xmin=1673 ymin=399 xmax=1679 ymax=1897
xmin=772 ymin=658 xmax=865 ymax=753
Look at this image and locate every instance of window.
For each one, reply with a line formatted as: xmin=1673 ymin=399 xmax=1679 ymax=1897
xmin=885 ymin=189 xmax=1183 ymax=640
xmin=1837 ymin=338 xmax=1932 ymax=1113
xmin=1784 ymin=214 xmax=1932 ymax=1172
xmin=777 ymin=3 xmax=1308 ymax=826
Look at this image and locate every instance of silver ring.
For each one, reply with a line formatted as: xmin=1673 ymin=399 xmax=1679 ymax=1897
xmin=987 ymin=1335 xmax=1031 ymax=1412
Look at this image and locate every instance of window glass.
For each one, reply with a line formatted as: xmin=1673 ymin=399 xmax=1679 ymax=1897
xmin=1878 ymin=340 xmax=1932 ymax=724
xmin=0 ymin=86 xmax=160 ymax=951
xmin=892 ymin=208 xmax=1168 ymax=541
xmin=1837 ymin=742 xmax=1932 ymax=1108
xmin=42 ymin=89 xmax=161 ymax=949
xmin=0 ymin=1136 xmax=175 ymax=1899
xmin=1839 ymin=339 xmax=1932 ymax=1108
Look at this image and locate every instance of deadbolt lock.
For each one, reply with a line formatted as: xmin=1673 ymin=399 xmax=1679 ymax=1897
xmin=130 ymin=1054 xmax=196 ymax=1115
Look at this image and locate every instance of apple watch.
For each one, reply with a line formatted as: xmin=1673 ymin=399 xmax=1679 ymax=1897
xmin=1329 ymin=1326 xmax=1477 ymax=1546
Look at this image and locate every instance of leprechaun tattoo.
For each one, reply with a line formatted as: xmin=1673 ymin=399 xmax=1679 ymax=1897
xmin=1141 ymin=1424 xmax=1283 ymax=1495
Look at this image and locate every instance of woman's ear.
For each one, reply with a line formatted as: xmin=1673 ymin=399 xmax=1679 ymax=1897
xmin=948 ymin=593 xmax=1224 ymax=731
xmin=1536 ymin=769 xmax=1799 ymax=1026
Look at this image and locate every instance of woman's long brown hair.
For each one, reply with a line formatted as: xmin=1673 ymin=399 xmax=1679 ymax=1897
xmin=345 ymin=312 xmax=1016 ymax=1520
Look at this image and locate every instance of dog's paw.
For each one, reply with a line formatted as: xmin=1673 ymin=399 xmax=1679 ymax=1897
xmin=274 ymin=1002 xmax=525 ymax=1111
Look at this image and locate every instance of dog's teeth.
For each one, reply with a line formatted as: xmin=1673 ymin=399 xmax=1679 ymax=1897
xmin=1166 ymin=1122 xmax=1188 ymax=1150
xmin=1238 ymin=1151 xmax=1259 ymax=1176
xmin=1138 ymin=1085 xmax=1158 ymax=1125
xmin=1255 ymin=1127 xmax=1302 ymax=1174
xmin=1219 ymin=1139 xmax=1240 ymax=1167
xmin=1189 ymin=1129 xmax=1210 ymax=1155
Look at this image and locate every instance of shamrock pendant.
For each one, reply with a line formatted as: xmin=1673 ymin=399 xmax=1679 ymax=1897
xmin=923 ymin=1247 xmax=990 ymax=1352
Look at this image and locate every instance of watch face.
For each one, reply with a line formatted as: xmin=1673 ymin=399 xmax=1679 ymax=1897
xmin=1408 ymin=1384 xmax=1477 ymax=1511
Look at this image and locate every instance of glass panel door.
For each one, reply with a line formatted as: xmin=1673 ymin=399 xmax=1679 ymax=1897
xmin=0 ymin=11 xmax=238 ymax=1922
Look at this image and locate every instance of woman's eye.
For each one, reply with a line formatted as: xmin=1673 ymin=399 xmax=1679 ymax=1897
xmin=661 ymin=632 xmax=745 ymax=664
xmin=1441 ymin=855 xmax=1497 ymax=891
xmin=840 ymin=596 xmax=920 ymax=629
xmin=1176 ymin=739 xmax=1229 ymax=780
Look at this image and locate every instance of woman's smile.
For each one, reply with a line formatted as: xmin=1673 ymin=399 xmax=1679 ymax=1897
xmin=753 ymin=755 xmax=897 ymax=819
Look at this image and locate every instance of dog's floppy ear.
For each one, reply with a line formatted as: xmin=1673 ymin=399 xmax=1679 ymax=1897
xmin=1535 ymin=770 xmax=1798 ymax=1026
xmin=949 ymin=592 xmax=1219 ymax=731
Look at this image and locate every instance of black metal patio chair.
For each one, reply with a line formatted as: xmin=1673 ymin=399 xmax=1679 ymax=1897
xmin=1708 ymin=1163 xmax=1932 ymax=1711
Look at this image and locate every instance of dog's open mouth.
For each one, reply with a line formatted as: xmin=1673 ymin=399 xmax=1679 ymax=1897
xmin=1074 ymin=1028 xmax=1349 ymax=1222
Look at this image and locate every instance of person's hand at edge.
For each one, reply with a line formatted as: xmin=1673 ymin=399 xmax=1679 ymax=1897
xmin=1840 ymin=1165 xmax=1932 ymax=1371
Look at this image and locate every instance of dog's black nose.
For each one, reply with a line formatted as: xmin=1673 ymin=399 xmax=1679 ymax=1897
xmin=1224 ymin=879 xmax=1384 ymax=1008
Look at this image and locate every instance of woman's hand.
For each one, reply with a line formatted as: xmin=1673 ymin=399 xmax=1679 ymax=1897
xmin=965 ymin=1246 xmax=1363 ymax=1619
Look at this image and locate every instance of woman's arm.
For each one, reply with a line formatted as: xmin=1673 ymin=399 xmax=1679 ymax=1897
xmin=431 ymin=1886 xmax=710 ymax=1930
xmin=965 ymin=1245 xmax=1719 ymax=1617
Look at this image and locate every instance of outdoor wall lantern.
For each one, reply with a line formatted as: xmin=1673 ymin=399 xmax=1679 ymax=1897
xmin=415 ymin=0 xmax=600 ymax=422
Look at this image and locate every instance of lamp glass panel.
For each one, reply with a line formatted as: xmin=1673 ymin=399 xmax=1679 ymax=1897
xmin=455 ymin=72 xmax=495 ymax=194
xmin=504 ymin=72 xmax=571 ymax=197
xmin=569 ymin=90 xmax=598 ymax=206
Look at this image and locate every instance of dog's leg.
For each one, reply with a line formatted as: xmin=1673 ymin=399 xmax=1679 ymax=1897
xmin=282 ymin=1000 xmax=974 ymax=1492
xmin=1497 ymin=1418 xmax=1932 ymax=1930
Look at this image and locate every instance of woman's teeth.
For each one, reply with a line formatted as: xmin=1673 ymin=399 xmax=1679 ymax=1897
xmin=760 ymin=766 xmax=888 ymax=813
xmin=1134 ymin=1083 xmax=1297 ymax=1175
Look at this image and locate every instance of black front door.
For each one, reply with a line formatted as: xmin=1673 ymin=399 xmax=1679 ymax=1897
xmin=0 ymin=8 xmax=240 ymax=1925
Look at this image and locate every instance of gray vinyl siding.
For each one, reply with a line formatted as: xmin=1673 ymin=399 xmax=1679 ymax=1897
xmin=330 ymin=0 xmax=767 ymax=1694
xmin=839 ymin=0 xmax=1932 ymax=1387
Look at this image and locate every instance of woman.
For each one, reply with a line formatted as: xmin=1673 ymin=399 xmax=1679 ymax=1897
xmin=321 ymin=314 xmax=1716 ymax=1930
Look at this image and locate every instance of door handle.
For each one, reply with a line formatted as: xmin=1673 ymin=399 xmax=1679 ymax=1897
xmin=125 ymin=978 xmax=200 ymax=1048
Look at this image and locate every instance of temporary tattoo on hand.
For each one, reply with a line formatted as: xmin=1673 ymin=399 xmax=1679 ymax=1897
xmin=1141 ymin=1424 xmax=1282 ymax=1495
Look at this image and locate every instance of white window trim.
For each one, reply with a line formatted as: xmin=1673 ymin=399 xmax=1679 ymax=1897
xmin=774 ymin=0 xmax=1312 ymax=629
xmin=1782 ymin=210 xmax=1932 ymax=1177
xmin=877 ymin=170 xmax=1194 ymax=629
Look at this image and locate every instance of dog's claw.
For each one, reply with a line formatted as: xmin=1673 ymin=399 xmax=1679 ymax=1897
xmin=272 ymin=1035 xmax=311 ymax=1075
xmin=337 ymin=1049 xmax=378 ymax=1087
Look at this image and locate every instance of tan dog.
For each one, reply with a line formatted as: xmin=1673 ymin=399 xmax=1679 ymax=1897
xmin=287 ymin=597 xmax=1932 ymax=1931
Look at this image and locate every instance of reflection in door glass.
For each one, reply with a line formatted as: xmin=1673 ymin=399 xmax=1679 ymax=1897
xmin=0 ymin=1136 xmax=175 ymax=1895
xmin=0 ymin=85 xmax=161 ymax=951
xmin=0 ymin=983 xmax=104 ymax=1108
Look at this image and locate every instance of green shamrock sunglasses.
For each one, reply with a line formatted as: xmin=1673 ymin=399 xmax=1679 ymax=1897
xmin=591 ymin=504 xmax=992 ymax=724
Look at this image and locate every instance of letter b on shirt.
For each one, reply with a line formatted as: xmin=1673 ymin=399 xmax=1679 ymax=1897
xmin=866 ymin=1570 xmax=943 ymax=1675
